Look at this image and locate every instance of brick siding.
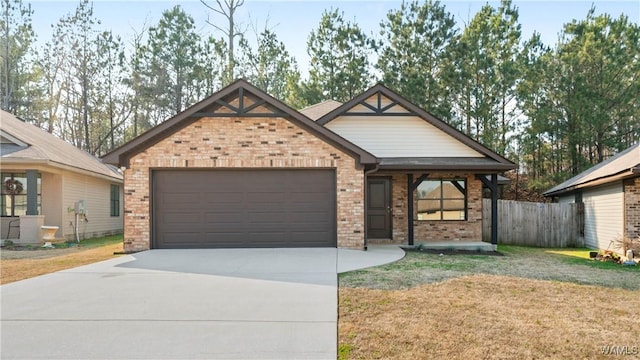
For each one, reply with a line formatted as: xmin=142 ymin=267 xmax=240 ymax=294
xmin=624 ymin=177 xmax=640 ymax=240
xmin=369 ymin=172 xmax=483 ymax=244
xmin=123 ymin=111 xmax=364 ymax=252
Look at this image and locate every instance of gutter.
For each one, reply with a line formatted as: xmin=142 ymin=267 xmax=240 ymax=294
xmin=544 ymin=169 xmax=636 ymax=197
xmin=0 ymin=158 xmax=123 ymax=182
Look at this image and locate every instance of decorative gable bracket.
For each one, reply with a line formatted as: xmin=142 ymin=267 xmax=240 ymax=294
xmin=343 ymin=90 xmax=417 ymax=116
xmin=189 ymin=87 xmax=290 ymax=118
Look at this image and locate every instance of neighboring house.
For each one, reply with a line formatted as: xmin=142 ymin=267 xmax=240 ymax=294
xmin=103 ymin=79 xmax=515 ymax=252
xmin=1 ymin=110 xmax=124 ymax=243
xmin=544 ymin=143 xmax=640 ymax=251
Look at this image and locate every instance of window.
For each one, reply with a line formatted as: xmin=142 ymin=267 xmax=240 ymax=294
xmin=1 ymin=172 xmax=41 ymax=217
xmin=417 ymin=179 xmax=466 ymax=220
xmin=110 ymin=184 xmax=120 ymax=217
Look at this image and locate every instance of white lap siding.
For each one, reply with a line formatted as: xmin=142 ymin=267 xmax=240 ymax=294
xmin=325 ymin=116 xmax=483 ymax=158
xmin=62 ymin=171 xmax=123 ymax=240
xmin=582 ymin=182 xmax=624 ymax=250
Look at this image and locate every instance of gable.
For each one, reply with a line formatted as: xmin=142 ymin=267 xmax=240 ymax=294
xmin=0 ymin=129 xmax=28 ymax=146
xmin=103 ymin=80 xmax=376 ymax=168
xmin=317 ymin=85 xmax=515 ymax=167
xmin=340 ymin=92 xmax=412 ymax=116
xmin=322 ymin=92 xmax=482 ymax=158
xmin=327 ymin=115 xmax=483 ymax=158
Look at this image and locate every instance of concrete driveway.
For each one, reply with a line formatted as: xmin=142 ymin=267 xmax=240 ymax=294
xmin=1 ymin=247 xmax=403 ymax=359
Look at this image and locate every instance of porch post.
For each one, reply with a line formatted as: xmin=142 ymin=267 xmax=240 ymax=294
xmin=477 ymin=174 xmax=499 ymax=245
xmin=490 ymin=174 xmax=498 ymax=245
xmin=26 ymin=170 xmax=38 ymax=215
xmin=407 ymin=174 xmax=414 ymax=246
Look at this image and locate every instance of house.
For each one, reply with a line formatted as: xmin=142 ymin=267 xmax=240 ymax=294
xmin=1 ymin=110 xmax=123 ymax=244
xmin=102 ymin=79 xmax=515 ymax=252
xmin=544 ymin=143 xmax=640 ymax=251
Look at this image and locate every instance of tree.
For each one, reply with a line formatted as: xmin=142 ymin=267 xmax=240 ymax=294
xmin=35 ymin=19 xmax=67 ymax=133
xmin=201 ymin=0 xmax=244 ymax=84
xmin=306 ymin=8 xmax=373 ymax=103
xmin=121 ymin=23 xmax=148 ymax=139
xmin=0 ymin=0 xmax=35 ymax=114
xmin=239 ymin=27 xmax=301 ymax=103
xmin=90 ymin=30 xmax=125 ymax=154
xmin=563 ymin=10 xmax=640 ymax=163
xmin=377 ymin=0 xmax=457 ymax=120
xmin=451 ymin=0 xmax=523 ymax=155
xmin=146 ymin=5 xmax=202 ymax=119
xmin=516 ymin=33 xmax=558 ymax=186
xmin=516 ymin=7 xmax=640 ymax=187
xmin=66 ymin=0 xmax=100 ymax=151
xmin=195 ymin=35 xmax=227 ymax=98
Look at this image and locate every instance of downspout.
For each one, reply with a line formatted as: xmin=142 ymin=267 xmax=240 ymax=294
xmin=363 ymin=164 xmax=380 ymax=251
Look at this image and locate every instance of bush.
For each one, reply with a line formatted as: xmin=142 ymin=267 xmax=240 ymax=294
xmin=614 ymin=235 xmax=640 ymax=258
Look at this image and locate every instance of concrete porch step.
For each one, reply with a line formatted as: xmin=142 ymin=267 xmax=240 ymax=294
xmin=403 ymin=241 xmax=497 ymax=252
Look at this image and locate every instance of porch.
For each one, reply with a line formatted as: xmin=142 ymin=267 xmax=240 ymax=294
xmin=365 ymin=170 xmax=502 ymax=249
xmin=401 ymin=241 xmax=496 ymax=252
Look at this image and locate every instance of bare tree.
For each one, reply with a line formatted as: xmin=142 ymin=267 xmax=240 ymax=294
xmin=200 ymin=0 xmax=244 ymax=83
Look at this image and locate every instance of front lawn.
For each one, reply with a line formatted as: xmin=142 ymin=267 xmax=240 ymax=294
xmin=0 ymin=235 xmax=123 ymax=284
xmin=340 ymin=245 xmax=640 ymax=290
xmin=339 ymin=245 xmax=640 ymax=359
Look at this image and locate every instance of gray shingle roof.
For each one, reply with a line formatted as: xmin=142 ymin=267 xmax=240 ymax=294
xmin=544 ymin=142 xmax=640 ymax=196
xmin=1 ymin=110 xmax=122 ymax=181
xmin=299 ymin=100 xmax=343 ymax=120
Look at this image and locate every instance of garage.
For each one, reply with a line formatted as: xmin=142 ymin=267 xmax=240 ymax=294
xmin=152 ymin=169 xmax=337 ymax=248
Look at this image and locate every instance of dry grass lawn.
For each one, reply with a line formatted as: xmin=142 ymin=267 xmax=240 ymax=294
xmin=339 ymin=274 xmax=640 ymax=359
xmin=0 ymin=241 xmax=122 ymax=285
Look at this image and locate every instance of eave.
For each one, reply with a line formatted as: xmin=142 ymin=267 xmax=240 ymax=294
xmin=0 ymin=157 xmax=123 ymax=182
xmin=543 ymin=169 xmax=637 ymax=197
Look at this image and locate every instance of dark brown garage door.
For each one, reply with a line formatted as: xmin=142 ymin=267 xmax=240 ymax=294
xmin=152 ymin=169 xmax=337 ymax=248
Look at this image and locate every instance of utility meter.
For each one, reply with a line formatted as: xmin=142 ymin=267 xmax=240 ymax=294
xmin=75 ymin=200 xmax=86 ymax=215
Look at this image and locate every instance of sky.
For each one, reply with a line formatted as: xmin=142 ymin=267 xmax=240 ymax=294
xmin=28 ymin=0 xmax=640 ymax=76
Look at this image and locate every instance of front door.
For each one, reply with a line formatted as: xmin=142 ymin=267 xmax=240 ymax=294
xmin=367 ymin=177 xmax=392 ymax=239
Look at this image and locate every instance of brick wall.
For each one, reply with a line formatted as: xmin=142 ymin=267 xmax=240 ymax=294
xmin=124 ymin=112 xmax=364 ymax=252
xmin=370 ymin=172 xmax=483 ymax=244
xmin=624 ymin=177 xmax=640 ymax=240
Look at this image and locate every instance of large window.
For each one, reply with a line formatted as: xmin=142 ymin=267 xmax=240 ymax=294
xmin=1 ymin=173 xmax=41 ymax=217
xmin=110 ymin=184 xmax=120 ymax=217
xmin=417 ymin=179 xmax=466 ymax=221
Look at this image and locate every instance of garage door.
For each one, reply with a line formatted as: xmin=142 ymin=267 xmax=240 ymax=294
xmin=152 ymin=169 xmax=337 ymax=248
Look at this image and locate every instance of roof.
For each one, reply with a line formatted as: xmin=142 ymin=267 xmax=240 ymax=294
xmin=316 ymin=83 xmax=517 ymax=170
xmin=544 ymin=142 xmax=640 ymax=197
xmin=299 ymin=100 xmax=343 ymax=120
xmin=102 ymin=79 xmax=377 ymax=167
xmin=377 ymin=157 xmax=516 ymax=172
xmin=0 ymin=110 xmax=123 ymax=181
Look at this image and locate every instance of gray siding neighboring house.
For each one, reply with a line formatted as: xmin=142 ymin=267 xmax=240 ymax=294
xmin=544 ymin=143 xmax=640 ymax=252
xmin=1 ymin=110 xmax=123 ymax=243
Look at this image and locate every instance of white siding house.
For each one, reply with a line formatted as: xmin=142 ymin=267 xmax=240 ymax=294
xmin=544 ymin=143 xmax=640 ymax=253
xmin=1 ymin=110 xmax=123 ymax=243
xmin=582 ymin=182 xmax=624 ymax=250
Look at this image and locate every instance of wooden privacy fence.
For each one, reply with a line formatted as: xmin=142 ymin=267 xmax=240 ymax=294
xmin=482 ymin=199 xmax=584 ymax=247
